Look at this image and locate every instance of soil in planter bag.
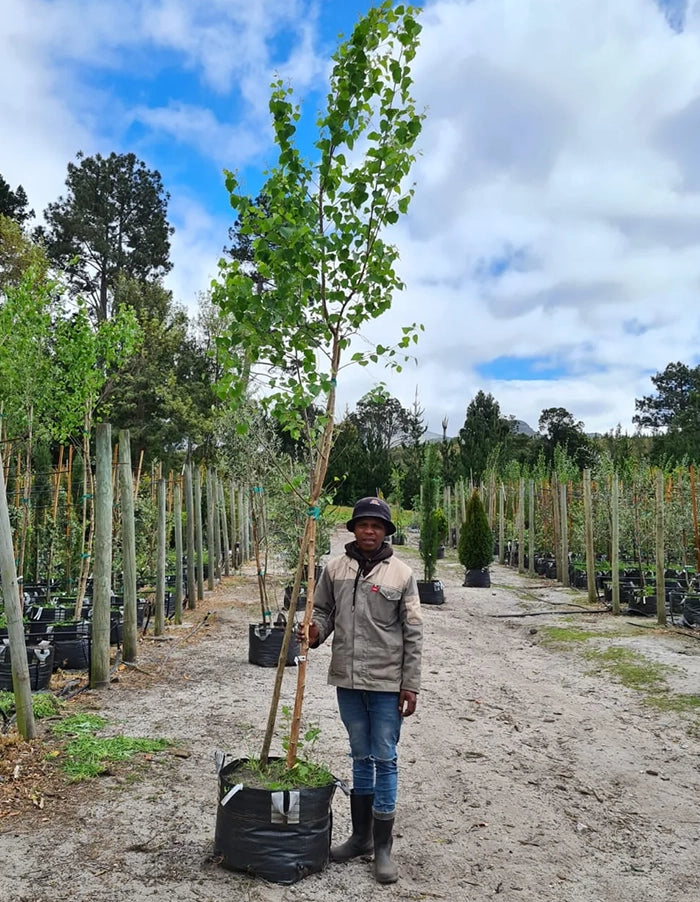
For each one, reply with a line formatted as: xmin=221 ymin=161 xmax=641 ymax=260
xmin=214 ymin=756 xmax=337 ymax=884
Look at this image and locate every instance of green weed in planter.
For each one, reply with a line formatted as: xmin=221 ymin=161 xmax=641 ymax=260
xmin=0 ymin=690 xmax=62 ymax=720
xmin=51 ymin=713 xmax=171 ymax=781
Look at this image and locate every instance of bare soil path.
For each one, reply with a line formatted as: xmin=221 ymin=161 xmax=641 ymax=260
xmin=2 ymin=528 xmax=698 ymax=902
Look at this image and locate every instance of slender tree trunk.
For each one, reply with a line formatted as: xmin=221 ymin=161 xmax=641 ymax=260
xmin=65 ymin=444 xmax=73 ymax=593
xmin=0 ymin=450 xmax=36 ymax=739
xmin=119 ymin=430 xmax=138 ymax=662
xmin=17 ymin=406 xmax=33 ymax=605
xmin=90 ymin=423 xmax=112 ymax=689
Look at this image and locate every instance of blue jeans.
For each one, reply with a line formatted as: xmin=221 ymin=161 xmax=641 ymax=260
xmin=336 ymin=688 xmax=402 ymax=814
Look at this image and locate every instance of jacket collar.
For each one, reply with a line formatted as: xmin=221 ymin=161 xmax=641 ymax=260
xmin=345 ymin=540 xmax=393 ymax=576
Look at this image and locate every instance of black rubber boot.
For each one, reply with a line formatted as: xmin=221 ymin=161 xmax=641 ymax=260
xmin=373 ymin=812 xmax=398 ymax=883
xmin=330 ymin=792 xmax=374 ymax=862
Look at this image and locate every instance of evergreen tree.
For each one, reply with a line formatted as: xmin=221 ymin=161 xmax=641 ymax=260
xmin=458 ymin=391 xmax=511 ymax=482
xmin=538 ymin=406 xmax=597 ymax=470
xmin=458 ymin=489 xmax=493 ymax=571
xmin=633 ymin=361 xmax=700 ymax=465
xmin=0 ymin=175 xmax=33 ymax=224
xmin=37 ymin=151 xmax=173 ymax=321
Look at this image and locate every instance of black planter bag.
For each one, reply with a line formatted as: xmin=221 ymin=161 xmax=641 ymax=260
xmin=0 ymin=642 xmax=54 ymax=691
xmin=463 ymin=568 xmax=491 ymax=588
xmin=214 ymin=756 xmax=337 ymax=884
xmin=248 ymin=624 xmax=300 ymax=667
xmin=417 ymin=580 xmax=445 ymax=605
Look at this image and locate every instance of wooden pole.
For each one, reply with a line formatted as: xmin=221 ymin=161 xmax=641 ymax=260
xmin=119 ymin=430 xmax=138 ymax=662
xmin=583 ymin=469 xmax=597 ymax=603
xmin=194 ymin=466 xmax=205 ymax=600
xmin=689 ymin=465 xmax=700 ymax=573
xmin=518 ymin=477 xmax=526 ymax=574
xmin=528 ymin=479 xmax=535 ymax=577
xmin=611 ymin=473 xmax=621 ymax=615
xmin=559 ymin=481 xmax=569 ymax=587
xmin=174 ymin=479 xmax=183 ymax=624
xmin=184 ymin=464 xmax=196 ymax=611
xmin=498 ymin=483 xmax=505 ymax=564
xmin=0 ymin=449 xmax=36 ymax=738
xmin=154 ymin=478 xmax=166 ymax=636
xmin=213 ymin=471 xmax=222 ymax=583
xmin=229 ymin=480 xmax=238 ymax=569
xmin=90 ymin=423 xmax=112 ymax=690
xmin=219 ymin=478 xmax=230 ymax=577
xmin=655 ymin=469 xmax=667 ymax=626
xmin=206 ymin=468 xmax=215 ymax=590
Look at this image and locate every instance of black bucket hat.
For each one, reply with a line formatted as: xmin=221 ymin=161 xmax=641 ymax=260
xmin=346 ymin=497 xmax=396 ymax=536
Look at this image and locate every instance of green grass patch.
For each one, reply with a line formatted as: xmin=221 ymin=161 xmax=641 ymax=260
xmin=583 ymin=646 xmax=671 ymax=693
xmin=539 ymin=625 xmax=602 ymax=645
xmin=50 ymin=713 xmax=171 ymax=781
xmin=644 ymin=694 xmax=700 ymax=713
xmin=0 ymin=690 xmax=62 ymax=719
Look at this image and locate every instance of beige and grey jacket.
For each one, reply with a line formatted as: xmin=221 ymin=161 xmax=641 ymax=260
xmin=312 ymin=551 xmax=423 ymax=694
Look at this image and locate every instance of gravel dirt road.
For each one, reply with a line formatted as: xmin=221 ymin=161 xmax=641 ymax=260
xmin=2 ymin=528 xmax=698 ymax=902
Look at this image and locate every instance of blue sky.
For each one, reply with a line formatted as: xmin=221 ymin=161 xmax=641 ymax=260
xmin=3 ymin=0 xmax=700 ymax=436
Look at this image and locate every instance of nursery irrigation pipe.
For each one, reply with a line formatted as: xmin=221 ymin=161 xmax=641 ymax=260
xmin=489 ymin=608 xmax=611 ymax=618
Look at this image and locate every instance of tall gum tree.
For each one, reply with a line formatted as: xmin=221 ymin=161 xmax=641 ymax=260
xmin=213 ymin=0 xmax=424 ymax=765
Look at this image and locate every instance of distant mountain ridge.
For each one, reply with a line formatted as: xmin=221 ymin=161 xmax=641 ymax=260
xmin=424 ymin=419 xmax=536 ymax=442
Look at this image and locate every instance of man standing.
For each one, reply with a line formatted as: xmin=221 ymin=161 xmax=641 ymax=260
xmin=304 ymin=496 xmax=423 ymax=884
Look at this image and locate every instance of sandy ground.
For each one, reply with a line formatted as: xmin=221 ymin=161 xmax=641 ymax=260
xmin=1 ymin=527 xmax=699 ymax=902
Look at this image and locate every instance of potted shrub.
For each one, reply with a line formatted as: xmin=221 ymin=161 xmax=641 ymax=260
xmin=459 ymin=490 xmax=493 ymax=588
xmin=417 ymin=446 xmax=444 ymax=604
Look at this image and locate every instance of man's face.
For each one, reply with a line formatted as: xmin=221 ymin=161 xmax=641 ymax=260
xmin=353 ymin=517 xmax=387 ymax=554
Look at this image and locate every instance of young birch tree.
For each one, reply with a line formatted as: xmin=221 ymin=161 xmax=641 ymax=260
xmin=214 ymin=0 xmax=424 ymax=766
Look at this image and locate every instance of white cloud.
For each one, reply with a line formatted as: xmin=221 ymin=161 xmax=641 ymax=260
xmin=354 ymin=0 xmax=700 ymax=435
xmin=3 ymin=0 xmax=700 ymax=440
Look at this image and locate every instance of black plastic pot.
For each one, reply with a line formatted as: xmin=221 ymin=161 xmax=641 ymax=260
xmin=417 ymin=580 xmax=445 ymax=605
xmin=463 ymin=568 xmax=491 ymax=588
xmin=248 ymin=624 xmax=300 ymax=667
xmin=214 ymin=756 xmax=336 ymax=884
